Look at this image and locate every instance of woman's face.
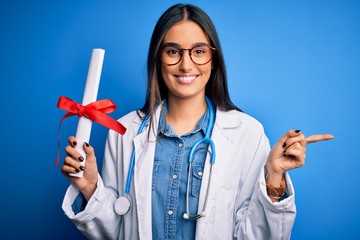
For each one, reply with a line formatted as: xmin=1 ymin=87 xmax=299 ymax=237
xmin=160 ymin=20 xmax=212 ymax=102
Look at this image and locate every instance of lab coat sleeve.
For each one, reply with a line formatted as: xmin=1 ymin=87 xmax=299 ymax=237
xmin=62 ymin=129 xmax=122 ymax=240
xmin=234 ymin=130 xmax=296 ymax=240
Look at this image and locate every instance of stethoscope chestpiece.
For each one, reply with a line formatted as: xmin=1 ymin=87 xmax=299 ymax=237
xmin=114 ymin=196 xmax=131 ymax=216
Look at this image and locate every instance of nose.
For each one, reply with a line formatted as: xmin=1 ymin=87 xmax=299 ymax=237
xmin=179 ymin=49 xmax=192 ymax=72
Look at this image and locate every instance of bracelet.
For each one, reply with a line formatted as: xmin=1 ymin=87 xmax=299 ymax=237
xmin=266 ymin=184 xmax=286 ymax=199
xmin=265 ymin=174 xmax=286 ymax=199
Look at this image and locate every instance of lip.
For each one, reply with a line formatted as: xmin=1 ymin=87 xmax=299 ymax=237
xmin=174 ymin=74 xmax=198 ymax=84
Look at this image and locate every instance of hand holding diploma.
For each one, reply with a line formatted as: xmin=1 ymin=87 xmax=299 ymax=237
xmin=62 ymin=137 xmax=99 ymax=201
xmin=57 ymin=49 xmax=126 ymax=188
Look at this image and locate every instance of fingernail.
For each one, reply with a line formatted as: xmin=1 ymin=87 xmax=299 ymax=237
xmin=282 ymin=142 xmax=286 ymax=148
xmin=85 ymin=142 xmax=90 ymax=147
xmin=78 ymin=156 xmax=84 ymax=162
xmin=80 ymin=166 xmax=85 ymax=171
xmin=295 ymin=130 xmax=301 ymax=133
xmin=75 ymin=168 xmax=80 ymax=173
xmin=72 ymin=141 xmax=77 ymax=146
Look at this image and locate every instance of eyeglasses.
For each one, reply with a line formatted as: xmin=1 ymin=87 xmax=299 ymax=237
xmin=160 ymin=43 xmax=216 ymax=65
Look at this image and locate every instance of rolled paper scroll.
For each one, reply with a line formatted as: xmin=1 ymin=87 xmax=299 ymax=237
xmin=70 ymin=48 xmax=105 ymax=177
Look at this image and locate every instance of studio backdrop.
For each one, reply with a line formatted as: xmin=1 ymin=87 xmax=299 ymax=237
xmin=0 ymin=0 xmax=359 ymax=239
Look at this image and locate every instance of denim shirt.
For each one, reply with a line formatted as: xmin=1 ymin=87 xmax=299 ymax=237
xmin=152 ymin=102 xmax=210 ymax=240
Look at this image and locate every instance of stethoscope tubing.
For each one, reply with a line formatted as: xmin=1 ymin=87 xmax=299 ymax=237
xmin=188 ymin=137 xmax=215 ymax=164
xmin=183 ymin=97 xmax=216 ymax=219
xmin=120 ymin=97 xmax=215 ymax=219
xmin=124 ymin=114 xmax=149 ymax=195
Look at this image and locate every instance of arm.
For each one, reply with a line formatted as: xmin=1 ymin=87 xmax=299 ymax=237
xmin=61 ymin=131 xmax=122 ymax=239
xmin=234 ymin=129 xmax=334 ymax=239
xmin=234 ymin=130 xmax=296 ymax=240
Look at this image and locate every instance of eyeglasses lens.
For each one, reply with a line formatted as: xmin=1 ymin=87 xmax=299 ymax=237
xmin=161 ymin=46 xmax=215 ymax=65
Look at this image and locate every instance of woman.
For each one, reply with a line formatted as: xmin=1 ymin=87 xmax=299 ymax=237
xmin=61 ymin=4 xmax=333 ymax=240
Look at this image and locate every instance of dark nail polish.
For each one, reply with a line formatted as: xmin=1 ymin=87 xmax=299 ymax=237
xmin=85 ymin=142 xmax=90 ymax=147
xmin=295 ymin=130 xmax=301 ymax=133
xmin=283 ymin=153 xmax=287 ymax=157
xmin=72 ymin=141 xmax=77 ymax=146
xmin=282 ymin=142 xmax=286 ymax=148
xmin=75 ymin=168 xmax=80 ymax=173
xmin=80 ymin=166 xmax=85 ymax=171
xmin=78 ymin=156 xmax=84 ymax=162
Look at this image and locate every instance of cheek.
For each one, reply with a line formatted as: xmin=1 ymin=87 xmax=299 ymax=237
xmin=161 ymin=65 xmax=170 ymax=81
xmin=201 ymin=65 xmax=212 ymax=78
xmin=202 ymin=60 xmax=213 ymax=73
xmin=160 ymin=65 xmax=176 ymax=87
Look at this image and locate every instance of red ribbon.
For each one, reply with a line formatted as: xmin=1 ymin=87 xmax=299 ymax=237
xmin=56 ymin=96 xmax=126 ymax=166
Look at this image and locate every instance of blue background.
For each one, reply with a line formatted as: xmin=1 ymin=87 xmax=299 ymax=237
xmin=0 ymin=0 xmax=359 ymax=239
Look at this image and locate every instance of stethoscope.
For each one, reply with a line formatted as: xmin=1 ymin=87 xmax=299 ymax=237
xmin=114 ymin=97 xmax=216 ymax=220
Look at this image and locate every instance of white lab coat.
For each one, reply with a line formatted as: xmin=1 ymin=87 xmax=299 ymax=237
xmin=62 ymin=106 xmax=296 ymax=240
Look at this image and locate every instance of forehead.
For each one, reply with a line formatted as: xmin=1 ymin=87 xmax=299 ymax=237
xmin=163 ymin=20 xmax=210 ymax=45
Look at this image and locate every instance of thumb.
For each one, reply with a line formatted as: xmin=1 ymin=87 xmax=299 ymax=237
xmin=83 ymin=142 xmax=97 ymax=164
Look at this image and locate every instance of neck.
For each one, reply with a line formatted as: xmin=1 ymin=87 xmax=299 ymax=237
xmin=166 ymin=95 xmax=207 ymax=136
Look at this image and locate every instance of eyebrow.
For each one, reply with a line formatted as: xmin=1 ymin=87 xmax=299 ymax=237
xmin=162 ymin=42 xmax=210 ymax=48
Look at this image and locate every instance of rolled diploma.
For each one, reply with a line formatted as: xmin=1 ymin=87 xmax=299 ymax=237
xmin=69 ymin=48 xmax=105 ymax=177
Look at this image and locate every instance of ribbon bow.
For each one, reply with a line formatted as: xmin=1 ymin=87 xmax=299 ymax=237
xmin=56 ymin=96 xmax=126 ymax=166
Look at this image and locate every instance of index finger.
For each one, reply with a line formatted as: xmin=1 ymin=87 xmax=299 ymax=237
xmin=305 ymin=134 xmax=334 ymax=144
xmin=67 ymin=136 xmax=77 ymax=147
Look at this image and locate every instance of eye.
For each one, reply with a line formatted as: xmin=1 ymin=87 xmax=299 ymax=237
xmin=192 ymin=47 xmax=207 ymax=56
xmin=164 ymin=47 xmax=181 ymax=57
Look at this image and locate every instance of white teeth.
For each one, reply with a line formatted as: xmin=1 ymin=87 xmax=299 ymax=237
xmin=176 ymin=75 xmax=196 ymax=83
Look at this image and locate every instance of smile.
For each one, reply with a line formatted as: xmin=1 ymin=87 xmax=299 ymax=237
xmin=174 ymin=74 xmax=198 ymax=84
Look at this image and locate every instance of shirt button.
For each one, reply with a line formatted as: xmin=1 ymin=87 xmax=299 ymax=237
xmin=178 ymin=143 xmax=183 ymax=148
xmin=172 ymin=174 xmax=178 ymax=180
xmin=168 ymin=210 xmax=174 ymax=215
xmin=198 ymin=171 xmax=203 ymax=177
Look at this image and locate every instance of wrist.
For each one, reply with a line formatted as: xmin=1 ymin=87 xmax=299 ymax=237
xmin=265 ymin=163 xmax=285 ymax=186
xmin=81 ymin=181 xmax=98 ymax=202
